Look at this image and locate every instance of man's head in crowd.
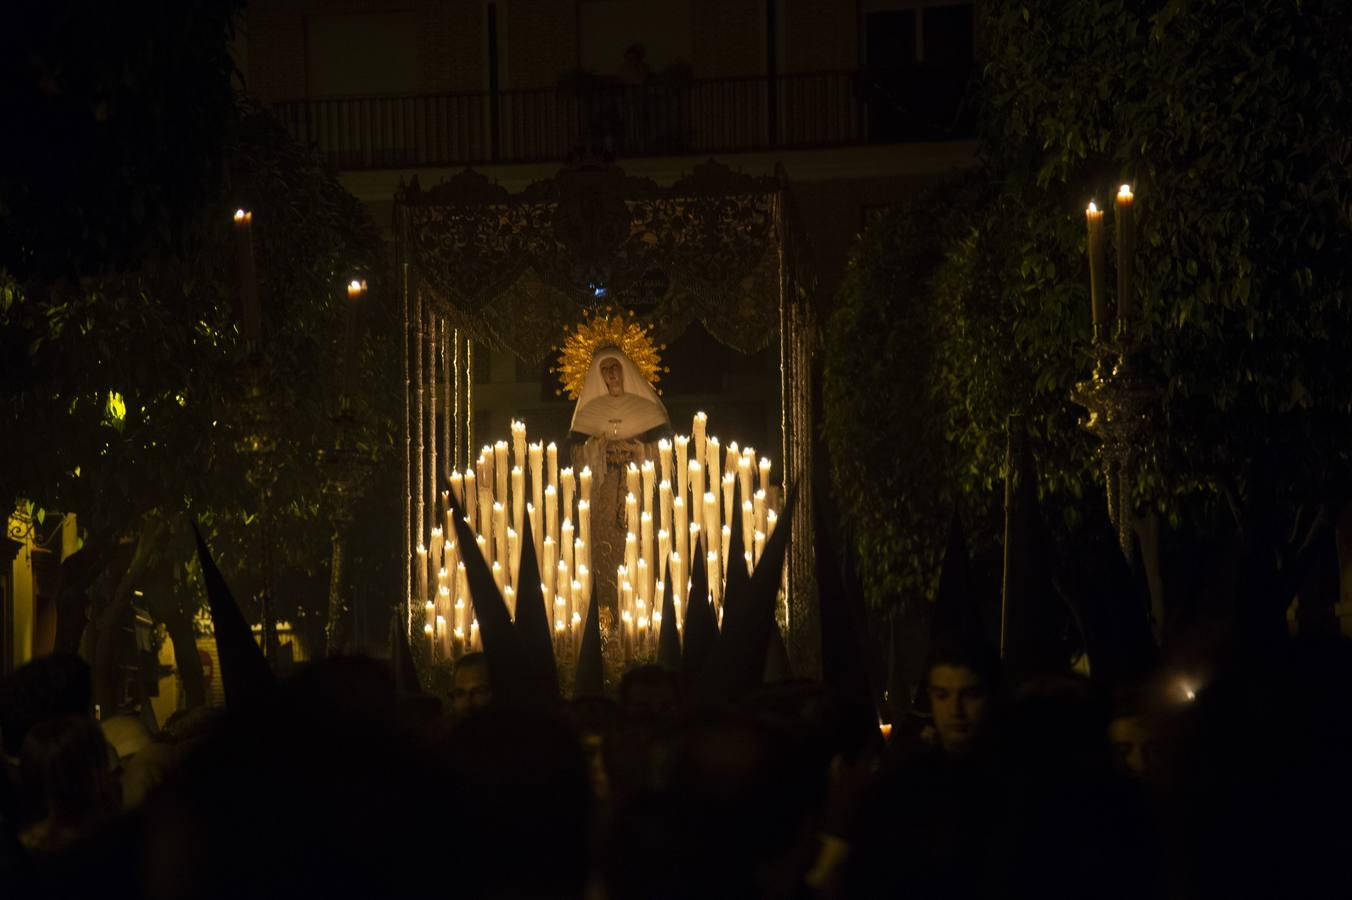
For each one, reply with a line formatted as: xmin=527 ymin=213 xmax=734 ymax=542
xmin=926 ymin=643 xmax=1000 ymax=753
xmin=450 ymin=653 xmax=491 ymax=715
xmin=617 ymin=664 xmax=680 ymax=723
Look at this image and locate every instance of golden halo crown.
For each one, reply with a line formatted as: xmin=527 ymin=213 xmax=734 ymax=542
xmin=554 ymin=310 xmax=667 ymax=400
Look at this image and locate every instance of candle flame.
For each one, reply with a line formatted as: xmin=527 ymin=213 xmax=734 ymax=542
xmin=233 ymin=208 xmax=252 ymax=222
xmin=1087 ymin=201 xmax=1098 ymax=213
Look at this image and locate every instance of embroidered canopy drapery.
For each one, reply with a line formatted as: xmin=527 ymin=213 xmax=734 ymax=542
xmin=394 ymin=159 xmax=820 ymax=672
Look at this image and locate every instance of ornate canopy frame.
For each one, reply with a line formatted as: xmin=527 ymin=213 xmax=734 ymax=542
xmin=395 ymin=160 xmax=819 ymax=671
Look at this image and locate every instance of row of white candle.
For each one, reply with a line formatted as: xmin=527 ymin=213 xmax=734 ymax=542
xmin=414 ymin=413 xmax=779 ymax=665
xmin=614 ymin=416 xmax=780 ymax=654
xmin=416 ymin=420 xmax=596 ymax=663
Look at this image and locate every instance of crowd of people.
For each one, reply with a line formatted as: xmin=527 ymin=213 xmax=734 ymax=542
xmin=2 ymin=616 xmax=1349 ymax=899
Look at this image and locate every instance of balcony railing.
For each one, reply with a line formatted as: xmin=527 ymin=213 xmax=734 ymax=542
xmin=272 ymin=67 xmax=974 ymax=171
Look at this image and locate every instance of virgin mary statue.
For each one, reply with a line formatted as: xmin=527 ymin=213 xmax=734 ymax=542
xmin=560 ymin=320 xmax=672 ymax=611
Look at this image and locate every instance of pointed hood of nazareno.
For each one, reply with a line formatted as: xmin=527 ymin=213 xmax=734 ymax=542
xmin=446 ymin=489 xmax=554 ymax=709
xmin=513 ymin=512 xmax=561 ymax=698
xmin=930 ymin=513 xmax=989 ymax=650
xmin=1065 ymin=514 xmax=1157 ymax=690
xmin=574 ymin=576 xmax=605 ymax=698
xmin=814 ymin=502 xmax=880 ymax=757
xmin=191 ymin=521 xmax=276 ymax=710
xmin=680 ymin=535 xmax=718 ymax=686
xmin=656 ymin=564 xmax=681 ymax=672
xmin=388 ymin=609 xmax=423 ymax=695
xmin=1000 ymin=417 xmax=1078 ymax=682
xmin=692 ymin=488 xmax=797 ymax=705
xmin=721 ymin=475 xmax=752 ymax=623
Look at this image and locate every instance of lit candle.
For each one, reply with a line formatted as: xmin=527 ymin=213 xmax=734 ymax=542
xmin=767 ymin=508 xmax=778 ymax=539
xmin=456 ymin=563 xmax=468 ymax=613
xmin=470 ymin=619 xmax=480 ymax=651
xmin=449 ymin=471 xmax=465 ymax=507
xmin=492 ymin=560 xmax=505 ymax=594
xmin=753 ymin=489 xmax=768 ymax=536
xmin=670 ymin=552 xmax=685 ymax=607
xmin=640 ymin=512 xmax=654 ymax=597
xmin=479 ymin=450 xmax=494 ymax=504
xmin=545 ymin=485 xmax=558 ymax=546
xmin=461 ymin=468 xmax=475 ymax=526
xmin=641 ymin=460 xmax=656 ymax=519
xmin=477 ymin=533 xmax=490 ymax=579
xmin=232 ymin=209 xmax=260 ymax=342
xmin=674 ymin=436 xmax=689 ymax=505
xmin=707 ymin=549 xmax=721 ymax=609
xmin=557 ymin=559 xmax=571 ymax=622
xmin=707 ymin=437 xmax=722 ymax=508
xmin=436 ymin=614 xmax=448 ymax=656
xmin=425 ymin=600 xmax=436 ymax=630
xmin=579 ymin=466 xmax=593 ymax=503
xmin=637 ymin=558 xmax=650 ymax=608
xmin=703 ymin=491 xmax=720 ymax=551
xmin=658 ymin=439 xmax=673 ymax=486
xmin=739 ymin=499 xmax=754 ymax=558
xmin=578 ymin=500 xmax=591 ymax=553
xmin=424 ymin=622 xmax=435 ymax=654
xmin=626 ymin=463 xmax=641 ymax=503
xmin=754 ymin=529 xmax=766 ymax=565
xmin=503 ymin=585 xmax=516 ymax=620
xmin=507 ymin=528 xmax=520 ymax=588
xmin=443 ymin=539 xmax=460 ymax=582
xmin=658 ymin=480 xmax=673 ymax=543
xmin=722 ymin=472 xmax=736 ymax=526
xmin=511 ymin=466 xmax=525 ymax=536
xmin=673 ymin=495 xmax=689 ymax=565
xmin=692 ymin=412 xmax=707 ymax=456
xmin=454 ymin=595 xmax=466 ymax=634
xmin=562 ymin=519 xmax=575 ymax=576
xmin=494 ymin=442 xmax=509 ymax=501
xmin=625 ymin=532 xmax=639 ymax=584
xmin=625 ymin=493 xmax=639 ymax=536
xmin=689 ymin=460 xmax=704 ymax=515
xmin=543 ymin=536 xmax=557 ymax=598
xmin=1116 ymin=184 xmax=1135 ymax=331
xmin=492 ymin=502 xmax=507 ymax=572
xmin=528 ymin=501 xmax=540 ymax=562
xmin=512 ymin=420 xmax=527 ymax=473
xmin=738 ymin=455 xmax=753 ymax=509
xmin=657 ymin=528 xmax=670 ymax=585
xmin=1086 ymin=200 xmax=1107 ymax=337
xmin=721 ymin=525 xmax=732 ymax=580
xmin=416 ymin=545 xmax=429 ymax=607
xmin=561 ymin=468 xmax=575 ymax=525
xmin=529 ymin=443 xmax=544 ymax=548
xmin=759 ymin=457 xmax=771 ymax=494
xmin=429 ymin=527 xmax=444 ymax=579
xmin=725 ymin=443 xmax=740 ymax=484
xmin=577 ymin=563 xmax=590 ymax=608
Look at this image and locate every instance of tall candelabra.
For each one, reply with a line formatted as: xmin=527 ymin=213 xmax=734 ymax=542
xmin=321 ymin=408 xmax=371 ymax=657
xmin=237 ymin=361 xmax=280 ymax=661
xmin=1070 ymin=186 xmax=1162 ymax=560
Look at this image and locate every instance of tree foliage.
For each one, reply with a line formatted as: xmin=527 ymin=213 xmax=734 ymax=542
xmin=1 ymin=101 xmax=396 ymax=675
xmin=0 ymin=1 xmax=243 ymax=278
xmin=825 ymin=0 xmax=1352 ymax=612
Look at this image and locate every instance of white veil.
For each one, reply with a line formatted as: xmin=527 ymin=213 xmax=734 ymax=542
xmin=569 ymin=347 xmax=670 ymax=440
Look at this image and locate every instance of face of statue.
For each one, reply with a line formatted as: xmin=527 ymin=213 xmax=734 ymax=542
xmin=600 ymin=357 xmax=624 ymax=397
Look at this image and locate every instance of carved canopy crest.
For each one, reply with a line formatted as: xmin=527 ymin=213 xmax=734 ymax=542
xmin=395 ymin=160 xmax=812 ymax=362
